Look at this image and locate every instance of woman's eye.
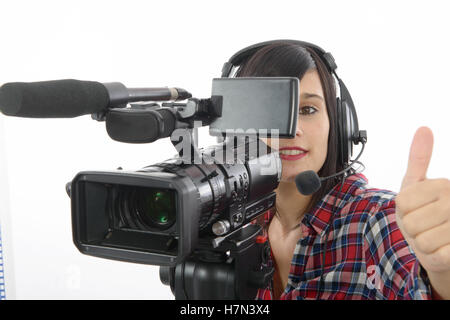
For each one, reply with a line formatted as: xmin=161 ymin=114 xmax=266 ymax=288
xmin=299 ymin=106 xmax=317 ymax=115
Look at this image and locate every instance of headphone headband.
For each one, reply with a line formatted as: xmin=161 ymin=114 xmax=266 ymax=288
xmin=221 ymin=39 xmax=338 ymax=77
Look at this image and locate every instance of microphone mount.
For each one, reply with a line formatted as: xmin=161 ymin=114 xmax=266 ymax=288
xmin=92 ymin=84 xmax=194 ymax=122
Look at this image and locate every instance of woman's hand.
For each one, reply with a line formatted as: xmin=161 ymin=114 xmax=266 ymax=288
xmin=395 ymin=126 xmax=450 ymax=298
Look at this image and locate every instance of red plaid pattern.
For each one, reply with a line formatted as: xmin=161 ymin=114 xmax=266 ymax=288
xmin=255 ymin=173 xmax=433 ymax=300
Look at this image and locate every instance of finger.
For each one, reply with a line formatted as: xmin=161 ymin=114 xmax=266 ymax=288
xmin=401 ymin=126 xmax=434 ymax=190
xmin=424 ymin=244 xmax=450 ymax=272
xmin=401 ymin=198 xmax=450 ymax=237
xmin=414 ymin=221 xmax=450 ymax=254
xmin=396 ymin=178 xmax=447 ymax=215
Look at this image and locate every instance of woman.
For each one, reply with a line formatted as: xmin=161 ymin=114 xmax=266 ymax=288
xmin=232 ymin=41 xmax=450 ymax=299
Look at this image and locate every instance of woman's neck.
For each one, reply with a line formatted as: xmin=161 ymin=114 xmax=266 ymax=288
xmin=275 ymin=180 xmax=313 ymax=231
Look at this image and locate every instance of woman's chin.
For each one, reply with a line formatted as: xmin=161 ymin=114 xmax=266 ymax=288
xmin=280 ymin=169 xmax=317 ymax=184
xmin=280 ymin=175 xmax=297 ymax=184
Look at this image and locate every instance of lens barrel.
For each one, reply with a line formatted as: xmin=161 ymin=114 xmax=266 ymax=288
xmin=116 ymin=186 xmax=177 ymax=231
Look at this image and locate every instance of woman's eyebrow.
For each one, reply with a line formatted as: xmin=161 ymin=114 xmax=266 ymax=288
xmin=301 ymin=93 xmax=324 ymax=101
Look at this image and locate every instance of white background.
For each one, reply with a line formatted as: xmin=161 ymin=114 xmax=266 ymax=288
xmin=0 ymin=0 xmax=449 ymax=299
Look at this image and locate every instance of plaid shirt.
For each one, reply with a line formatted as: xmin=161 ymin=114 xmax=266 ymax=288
xmin=255 ymin=172 xmax=434 ymax=300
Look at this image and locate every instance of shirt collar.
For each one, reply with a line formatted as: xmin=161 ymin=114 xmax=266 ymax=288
xmin=303 ymin=173 xmax=368 ymax=236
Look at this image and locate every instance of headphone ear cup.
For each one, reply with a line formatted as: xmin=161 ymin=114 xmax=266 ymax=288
xmin=342 ymin=100 xmax=353 ymax=165
xmin=336 ymin=97 xmax=346 ymax=167
xmin=337 ymin=98 xmax=360 ymax=168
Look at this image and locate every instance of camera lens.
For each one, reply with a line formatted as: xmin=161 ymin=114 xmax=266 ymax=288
xmin=116 ymin=186 xmax=176 ymax=231
xmin=135 ymin=189 xmax=176 ymax=229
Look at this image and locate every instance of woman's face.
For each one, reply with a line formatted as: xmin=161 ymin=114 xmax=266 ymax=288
xmin=263 ymin=68 xmax=330 ymax=183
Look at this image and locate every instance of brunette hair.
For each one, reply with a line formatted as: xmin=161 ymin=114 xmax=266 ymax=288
xmin=236 ymin=42 xmax=346 ymax=214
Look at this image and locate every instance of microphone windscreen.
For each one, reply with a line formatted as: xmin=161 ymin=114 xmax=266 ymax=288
xmin=295 ymin=170 xmax=321 ymax=195
xmin=0 ymin=79 xmax=109 ymax=118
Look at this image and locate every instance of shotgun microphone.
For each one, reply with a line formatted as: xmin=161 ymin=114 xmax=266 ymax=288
xmin=0 ymin=79 xmax=191 ymax=118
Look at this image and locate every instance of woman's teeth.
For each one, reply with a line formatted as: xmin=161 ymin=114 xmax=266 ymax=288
xmin=279 ymin=149 xmax=306 ymax=155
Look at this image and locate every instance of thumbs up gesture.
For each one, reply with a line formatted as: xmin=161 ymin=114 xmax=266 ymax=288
xmin=396 ymin=126 xmax=450 ymax=298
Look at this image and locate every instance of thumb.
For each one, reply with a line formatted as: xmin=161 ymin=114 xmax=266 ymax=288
xmin=401 ymin=126 xmax=434 ymax=190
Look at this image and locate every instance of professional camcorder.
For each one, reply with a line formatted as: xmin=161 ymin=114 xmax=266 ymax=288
xmin=0 ymin=76 xmax=299 ymax=299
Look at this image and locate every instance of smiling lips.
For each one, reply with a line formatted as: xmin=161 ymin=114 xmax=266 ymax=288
xmin=278 ymin=146 xmax=308 ymax=161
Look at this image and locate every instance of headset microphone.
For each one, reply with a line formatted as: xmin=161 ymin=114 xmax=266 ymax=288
xmin=295 ymin=171 xmax=323 ymax=196
xmin=295 ymin=139 xmax=366 ymax=195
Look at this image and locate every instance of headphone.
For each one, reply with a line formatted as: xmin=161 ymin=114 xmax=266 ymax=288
xmin=221 ymin=39 xmax=367 ymax=170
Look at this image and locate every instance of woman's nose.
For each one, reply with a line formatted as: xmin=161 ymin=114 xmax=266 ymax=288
xmin=296 ymin=124 xmax=304 ymax=136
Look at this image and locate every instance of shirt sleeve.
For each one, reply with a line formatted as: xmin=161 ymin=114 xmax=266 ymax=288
xmin=363 ymin=197 xmax=433 ymax=300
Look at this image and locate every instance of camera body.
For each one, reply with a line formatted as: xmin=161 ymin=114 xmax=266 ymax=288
xmin=71 ymin=136 xmax=281 ymax=267
xmin=63 ymin=77 xmax=299 ymax=267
